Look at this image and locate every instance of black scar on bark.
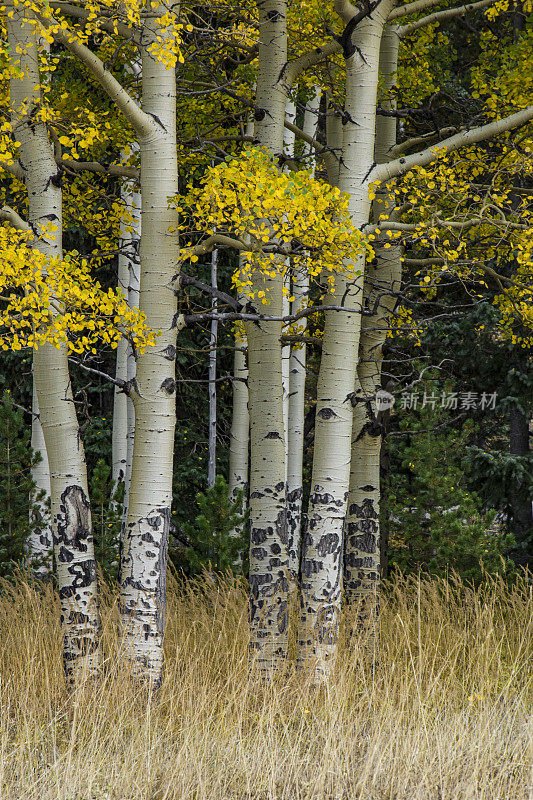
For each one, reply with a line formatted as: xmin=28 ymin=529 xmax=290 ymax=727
xmin=301 ymin=558 xmax=324 ymax=577
xmin=251 ymin=547 xmax=268 ymax=559
xmin=276 ymin=509 xmax=288 ymax=545
xmin=317 ymin=407 xmax=337 ymax=420
xmin=59 ymin=559 xmax=97 ymax=598
xmin=266 ymin=8 xmax=284 ymax=22
xmin=270 ymin=542 xmax=281 ymax=554
xmin=141 ymin=532 xmax=156 ymax=543
xmin=287 ymin=487 xmax=303 ymax=503
xmin=348 ymin=530 xmax=377 ymax=554
xmin=160 ymin=377 xmax=176 ymax=395
xmin=349 ymin=498 xmax=378 ymax=519
xmin=250 ymin=490 xmax=264 ymax=499
xmin=275 ymin=481 xmax=285 ymax=492
xmin=359 ymin=485 xmax=376 ymax=492
xmin=251 ymin=527 xmax=268 ymax=544
xmin=265 ymin=431 xmax=283 ymax=439
xmin=254 ymin=107 xmax=266 ymax=122
xmin=58 ymin=546 xmax=74 ymax=563
xmin=161 ymin=344 xmax=177 ymax=360
xmin=317 ymin=532 xmax=340 ymax=557
xmin=57 ymin=485 xmax=92 ymax=554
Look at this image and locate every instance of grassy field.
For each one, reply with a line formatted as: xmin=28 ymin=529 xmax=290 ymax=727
xmin=0 ymin=571 xmax=531 ymax=800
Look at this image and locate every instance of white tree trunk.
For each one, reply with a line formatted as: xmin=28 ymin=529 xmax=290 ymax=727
xmin=245 ymin=0 xmax=290 ymax=670
xmin=8 ymin=4 xmax=101 ymax=682
xmin=228 ymin=327 xmax=249 ymax=527
xmin=297 ymin=5 xmax=393 ymax=677
xmin=345 ymin=27 xmax=401 ymax=622
xmin=282 ymin=95 xmax=296 ymax=478
xmin=119 ymin=6 xmax=180 ymax=686
xmin=28 ymin=379 xmax=53 ymax=579
xmin=112 ymin=256 xmax=129 ymax=489
xmin=208 ymin=245 xmax=218 ymax=489
xmin=228 ymin=122 xmax=253 ymax=529
xmin=115 ymin=134 xmax=141 ymax=517
xmin=125 ymin=215 xmax=140 ymax=513
xmin=286 ymin=87 xmax=321 ymax=583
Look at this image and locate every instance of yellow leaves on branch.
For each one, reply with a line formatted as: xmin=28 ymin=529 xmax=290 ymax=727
xmin=0 ymin=226 xmax=157 ymax=354
xmin=3 ymin=0 xmax=192 ymax=68
xmin=175 ymin=147 xmax=372 ymax=303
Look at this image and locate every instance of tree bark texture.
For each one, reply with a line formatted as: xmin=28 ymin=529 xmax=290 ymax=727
xmin=287 ymin=87 xmax=321 ymax=584
xmin=119 ymin=6 xmax=180 ymax=686
xmin=8 ymin=4 xmax=101 ymax=682
xmin=245 ymin=0 xmax=290 ymax=671
xmin=344 ymin=26 xmax=401 ymax=630
xmin=298 ymin=4 xmax=394 ymax=677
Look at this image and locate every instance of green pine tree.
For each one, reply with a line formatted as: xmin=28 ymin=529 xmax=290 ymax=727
xmin=181 ymin=475 xmax=248 ymax=577
xmin=90 ymin=458 xmax=124 ymax=583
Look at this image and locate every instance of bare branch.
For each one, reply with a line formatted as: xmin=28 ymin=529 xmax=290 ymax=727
xmin=389 ymin=0 xmax=455 ymax=21
xmin=398 ymin=0 xmax=496 ymax=37
xmin=373 ymin=105 xmax=533 ymax=183
xmin=59 ymin=158 xmax=139 ymax=180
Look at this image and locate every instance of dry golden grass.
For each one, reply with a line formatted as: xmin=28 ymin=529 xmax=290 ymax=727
xmin=0 ymin=571 xmax=531 ymax=800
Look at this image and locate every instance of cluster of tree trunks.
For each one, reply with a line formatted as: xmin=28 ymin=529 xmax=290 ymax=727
xmin=6 ymin=0 xmax=532 ymax=686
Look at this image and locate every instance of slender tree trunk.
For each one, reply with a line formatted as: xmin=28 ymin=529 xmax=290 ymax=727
xmin=208 ymin=245 xmax=218 ymax=489
xmin=228 ymin=121 xmax=253 ymax=529
xmin=228 ymin=292 xmax=249 ymax=534
xmin=282 ymin=95 xmax=296 ymax=479
xmin=125 ymin=219 xmax=140 ymax=513
xmin=287 ymin=87 xmax=321 ymax=583
xmin=344 ymin=27 xmax=401 ymax=630
xmin=298 ymin=5 xmax=393 ymax=677
xmin=245 ymin=0 xmax=290 ymax=671
xmin=112 ymin=256 xmax=129 ymax=489
xmin=119 ymin=6 xmax=180 ymax=686
xmin=8 ymin=5 xmax=101 ymax=683
xmin=28 ymin=379 xmax=53 ymax=579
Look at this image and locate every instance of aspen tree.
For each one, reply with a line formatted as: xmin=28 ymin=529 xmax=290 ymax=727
xmin=344 ymin=25 xmax=401 ymax=623
xmin=245 ymin=0 xmax=291 ymax=670
xmin=7 ymin=2 xmax=101 ymax=681
xmin=287 ymin=86 xmax=321 ymax=582
xmin=118 ymin=5 xmax=180 ymax=685
xmin=113 ymin=168 xmax=141 ymax=518
xmin=41 ymin=2 xmax=182 ymax=684
xmin=298 ymin=0 xmax=396 ymax=677
xmin=228 ymin=122 xmax=252 ymax=538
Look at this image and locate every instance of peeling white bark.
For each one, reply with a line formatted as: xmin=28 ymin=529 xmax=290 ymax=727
xmin=8 ymin=4 xmax=101 ymax=682
xmin=298 ymin=4 xmax=394 ymax=678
